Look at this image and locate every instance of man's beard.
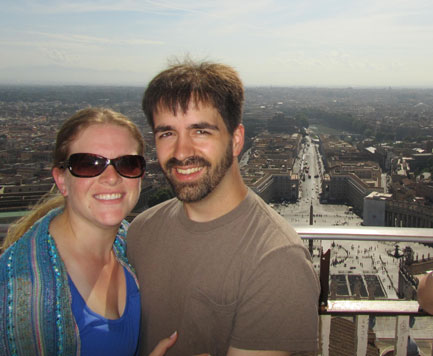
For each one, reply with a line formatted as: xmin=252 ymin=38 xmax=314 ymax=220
xmin=163 ymin=142 xmax=234 ymax=203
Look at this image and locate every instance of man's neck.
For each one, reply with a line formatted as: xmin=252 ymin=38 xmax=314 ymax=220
xmin=183 ymin=169 xmax=248 ymax=222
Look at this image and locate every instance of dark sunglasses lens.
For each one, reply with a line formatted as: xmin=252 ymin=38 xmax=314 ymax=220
xmin=115 ymin=155 xmax=145 ymax=177
xmin=69 ymin=154 xmax=105 ymax=177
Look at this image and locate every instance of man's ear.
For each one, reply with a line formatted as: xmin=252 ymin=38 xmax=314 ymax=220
xmin=232 ymin=124 xmax=245 ymax=157
xmin=52 ymin=167 xmax=68 ymax=197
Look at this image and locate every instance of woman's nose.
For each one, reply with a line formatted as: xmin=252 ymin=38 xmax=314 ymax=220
xmin=99 ymin=164 xmax=122 ymax=184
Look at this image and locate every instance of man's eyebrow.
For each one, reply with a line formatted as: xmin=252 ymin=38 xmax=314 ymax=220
xmin=154 ymin=125 xmax=173 ymax=134
xmin=189 ymin=122 xmax=219 ymax=131
xmin=154 ymin=122 xmax=220 ymax=134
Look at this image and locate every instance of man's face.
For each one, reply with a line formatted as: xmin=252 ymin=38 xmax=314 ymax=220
xmin=153 ymin=102 xmax=234 ymax=202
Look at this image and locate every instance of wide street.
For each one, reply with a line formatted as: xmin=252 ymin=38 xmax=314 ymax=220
xmin=274 ymin=134 xmax=363 ymax=227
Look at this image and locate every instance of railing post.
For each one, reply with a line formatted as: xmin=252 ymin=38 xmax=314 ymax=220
xmin=320 ymin=315 xmax=331 ymax=356
xmin=319 ymin=248 xmax=330 ymax=308
xmin=394 ymin=315 xmax=409 ymax=356
xmin=355 ymin=315 xmax=369 ymax=356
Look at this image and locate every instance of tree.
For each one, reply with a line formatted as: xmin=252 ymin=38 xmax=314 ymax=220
xmin=294 ymin=113 xmax=309 ymax=128
xmin=148 ymin=188 xmax=174 ymax=207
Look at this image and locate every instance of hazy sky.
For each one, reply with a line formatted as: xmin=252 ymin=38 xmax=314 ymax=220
xmin=1 ymin=0 xmax=433 ymax=87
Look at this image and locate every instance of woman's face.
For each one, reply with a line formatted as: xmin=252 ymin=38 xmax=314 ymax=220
xmin=53 ymin=124 xmax=142 ymax=231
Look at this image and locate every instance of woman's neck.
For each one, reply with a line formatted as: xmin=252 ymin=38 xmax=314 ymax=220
xmin=49 ymin=210 xmax=118 ymax=263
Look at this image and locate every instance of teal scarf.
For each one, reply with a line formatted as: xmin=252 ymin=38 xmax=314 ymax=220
xmin=0 ymin=208 xmax=135 ymax=355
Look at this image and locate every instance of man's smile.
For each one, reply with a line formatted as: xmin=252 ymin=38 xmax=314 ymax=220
xmin=176 ymin=166 xmax=204 ymax=175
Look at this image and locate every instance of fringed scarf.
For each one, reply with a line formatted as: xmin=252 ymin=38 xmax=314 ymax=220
xmin=0 ymin=208 xmax=135 ymax=355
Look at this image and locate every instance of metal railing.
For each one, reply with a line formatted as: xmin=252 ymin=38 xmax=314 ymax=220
xmin=295 ymin=226 xmax=433 ymax=356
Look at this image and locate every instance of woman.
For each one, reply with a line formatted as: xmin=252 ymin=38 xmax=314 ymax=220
xmin=418 ymin=271 xmax=433 ymax=314
xmin=0 ymin=108 xmax=176 ymax=355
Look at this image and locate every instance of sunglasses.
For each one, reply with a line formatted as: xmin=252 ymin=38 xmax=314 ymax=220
xmin=60 ymin=153 xmax=146 ymax=178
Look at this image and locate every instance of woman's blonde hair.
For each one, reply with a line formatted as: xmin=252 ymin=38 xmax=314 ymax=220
xmin=1 ymin=107 xmax=144 ymax=252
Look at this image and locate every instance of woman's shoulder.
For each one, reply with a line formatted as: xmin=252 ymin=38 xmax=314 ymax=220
xmin=0 ymin=213 xmax=53 ymax=289
xmin=0 ymin=208 xmax=62 ymax=270
xmin=113 ymin=219 xmax=133 ymax=259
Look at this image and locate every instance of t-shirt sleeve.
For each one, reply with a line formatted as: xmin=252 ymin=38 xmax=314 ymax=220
xmin=230 ymin=245 xmax=320 ymax=352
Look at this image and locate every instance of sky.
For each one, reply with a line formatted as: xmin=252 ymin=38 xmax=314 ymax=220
xmin=1 ymin=0 xmax=433 ymax=87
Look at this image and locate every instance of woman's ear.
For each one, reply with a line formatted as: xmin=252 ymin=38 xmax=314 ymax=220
xmin=52 ymin=167 xmax=68 ymax=197
xmin=232 ymin=124 xmax=245 ymax=157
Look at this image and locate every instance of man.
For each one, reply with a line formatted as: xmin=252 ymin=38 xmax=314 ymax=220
xmin=127 ymin=60 xmax=320 ymax=356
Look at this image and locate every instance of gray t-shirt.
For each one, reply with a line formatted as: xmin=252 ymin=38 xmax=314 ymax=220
xmin=127 ymin=189 xmax=320 ymax=356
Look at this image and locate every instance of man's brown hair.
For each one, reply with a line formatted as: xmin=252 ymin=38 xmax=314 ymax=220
xmin=142 ymin=59 xmax=244 ymax=135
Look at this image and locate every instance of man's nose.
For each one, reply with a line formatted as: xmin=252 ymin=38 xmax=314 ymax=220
xmin=173 ymin=134 xmax=194 ymax=161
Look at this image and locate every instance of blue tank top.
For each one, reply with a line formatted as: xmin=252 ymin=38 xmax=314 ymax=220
xmin=68 ymin=266 xmax=141 ymax=356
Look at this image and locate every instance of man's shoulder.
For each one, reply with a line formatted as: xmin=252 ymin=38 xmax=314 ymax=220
xmin=247 ymin=191 xmax=300 ymax=244
xmin=127 ymin=198 xmax=180 ymax=248
xmin=130 ymin=197 xmax=179 ymax=226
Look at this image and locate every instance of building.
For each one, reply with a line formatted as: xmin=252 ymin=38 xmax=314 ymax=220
xmin=363 ymin=192 xmax=393 ymax=226
xmin=0 ymin=183 xmax=55 ymax=212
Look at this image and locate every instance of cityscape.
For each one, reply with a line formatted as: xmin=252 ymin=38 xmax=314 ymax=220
xmin=1 ymin=85 xmax=433 ymax=354
xmin=2 ymin=85 xmax=433 ymax=225
xmin=2 ymin=0 xmax=433 ymax=354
